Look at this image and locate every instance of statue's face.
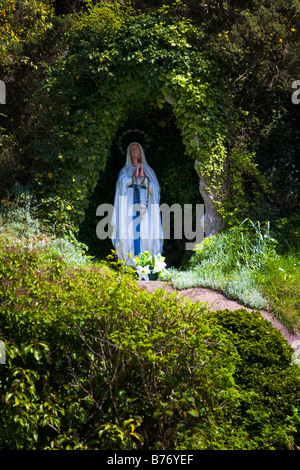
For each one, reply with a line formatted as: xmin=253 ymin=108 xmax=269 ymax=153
xmin=130 ymin=144 xmax=141 ymax=164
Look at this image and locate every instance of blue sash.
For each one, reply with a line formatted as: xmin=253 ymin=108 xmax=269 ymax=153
xmin=129 ymin=184 xmax=146 ymax=256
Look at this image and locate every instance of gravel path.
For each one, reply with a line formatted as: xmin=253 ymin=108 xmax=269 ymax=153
xmin=138 ymin=280 xmax=300 ymax=357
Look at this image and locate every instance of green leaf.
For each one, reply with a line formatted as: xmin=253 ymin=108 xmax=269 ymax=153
xmin=188 ymin=409 xmax=199 ymax=418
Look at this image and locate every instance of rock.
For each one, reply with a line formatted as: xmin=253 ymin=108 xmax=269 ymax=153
xmin=197 ymin=173 xmax=224 ymax=237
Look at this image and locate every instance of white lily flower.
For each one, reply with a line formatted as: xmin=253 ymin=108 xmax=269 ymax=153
xmin=136 ymin=264 xmax=150 ymax=280
xmin=152 ymin=260 xmax=166 ymax=273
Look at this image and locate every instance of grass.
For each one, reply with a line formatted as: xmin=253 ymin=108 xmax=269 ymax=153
xmin=0 ymin=188 xmax=92 ymax=269
xmin=161 ymin=264 xmax=267 ymax=310
xmin=258 ymin=253 xmax=300 ymax=332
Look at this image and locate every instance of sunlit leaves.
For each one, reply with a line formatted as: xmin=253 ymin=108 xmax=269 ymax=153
xmin=0 ymin=0 xmax=56 ymax=73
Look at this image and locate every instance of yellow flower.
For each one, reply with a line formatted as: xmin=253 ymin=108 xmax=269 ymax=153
xmin=47 ymin=172 xmax=53 ymax=179
xmin=279 ymin=38 xmax=283 ymax=42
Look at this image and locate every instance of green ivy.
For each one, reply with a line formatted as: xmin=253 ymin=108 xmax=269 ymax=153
xmin=30 ymin=4 xmax=266 ymax=234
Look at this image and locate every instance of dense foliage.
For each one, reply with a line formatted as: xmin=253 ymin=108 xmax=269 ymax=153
xmin=30 ymin=7 xmax=224 ymax=229
xmin=0 ymin=0 xmax=300 ymax=452
xmin=1 ymin=0 xmax=299 ymax=245
xmin=0 ymin=0 xmax=56 ymax=74
xmin=29 ymin=3 xmax=271 ymax=237
xmin=1 ymin=0 xmax=299 ymax=225
xmin=0 ymin=247 xmax=299 ymax=450
xmin=0 ymin=0 xmax=67 ymax=190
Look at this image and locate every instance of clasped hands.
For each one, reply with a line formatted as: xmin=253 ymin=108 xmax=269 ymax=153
xmin=134 ymin=162 xmax=145 ymax=177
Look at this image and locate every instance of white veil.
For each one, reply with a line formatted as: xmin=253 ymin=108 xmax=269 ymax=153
xmin=124 ymin=142 xmax=160 ymax=188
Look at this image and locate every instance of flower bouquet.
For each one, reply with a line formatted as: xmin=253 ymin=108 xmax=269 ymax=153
xmin=132 ymin=251 xmax=166 ymax=281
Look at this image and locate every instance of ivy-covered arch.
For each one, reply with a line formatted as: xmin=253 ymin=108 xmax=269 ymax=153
xmin=32 ymin=7 xmax=262 ymax=240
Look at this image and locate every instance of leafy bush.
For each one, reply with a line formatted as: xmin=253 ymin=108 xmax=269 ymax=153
xmin=275 ymin=214 xmax=300 ymax=254
xmin=205 ymin=308 xmax=300 ymax=450
xmin=0 ymin=0 xmax=56 ymax=74
xmin=0 ymin=247 xmax=235 ymax=449
xmin=0 ymin=246 xmax=299 ymax=449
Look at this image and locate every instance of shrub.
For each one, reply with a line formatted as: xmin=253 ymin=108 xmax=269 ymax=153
xmin=0 ymin=246 xmax=299 ymax=450
xmin=0 ymin=247 xmax=239 ymax=449
xmin=207 ymin=309 xmax=300 ymax=450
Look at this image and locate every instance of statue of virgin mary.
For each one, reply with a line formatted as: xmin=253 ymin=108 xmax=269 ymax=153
xmin=111 ymin=142 xmax=163 ymax=266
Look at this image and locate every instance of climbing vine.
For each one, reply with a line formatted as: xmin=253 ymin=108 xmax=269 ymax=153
xmin=31 ymin=3 xmax=265 ymax=235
